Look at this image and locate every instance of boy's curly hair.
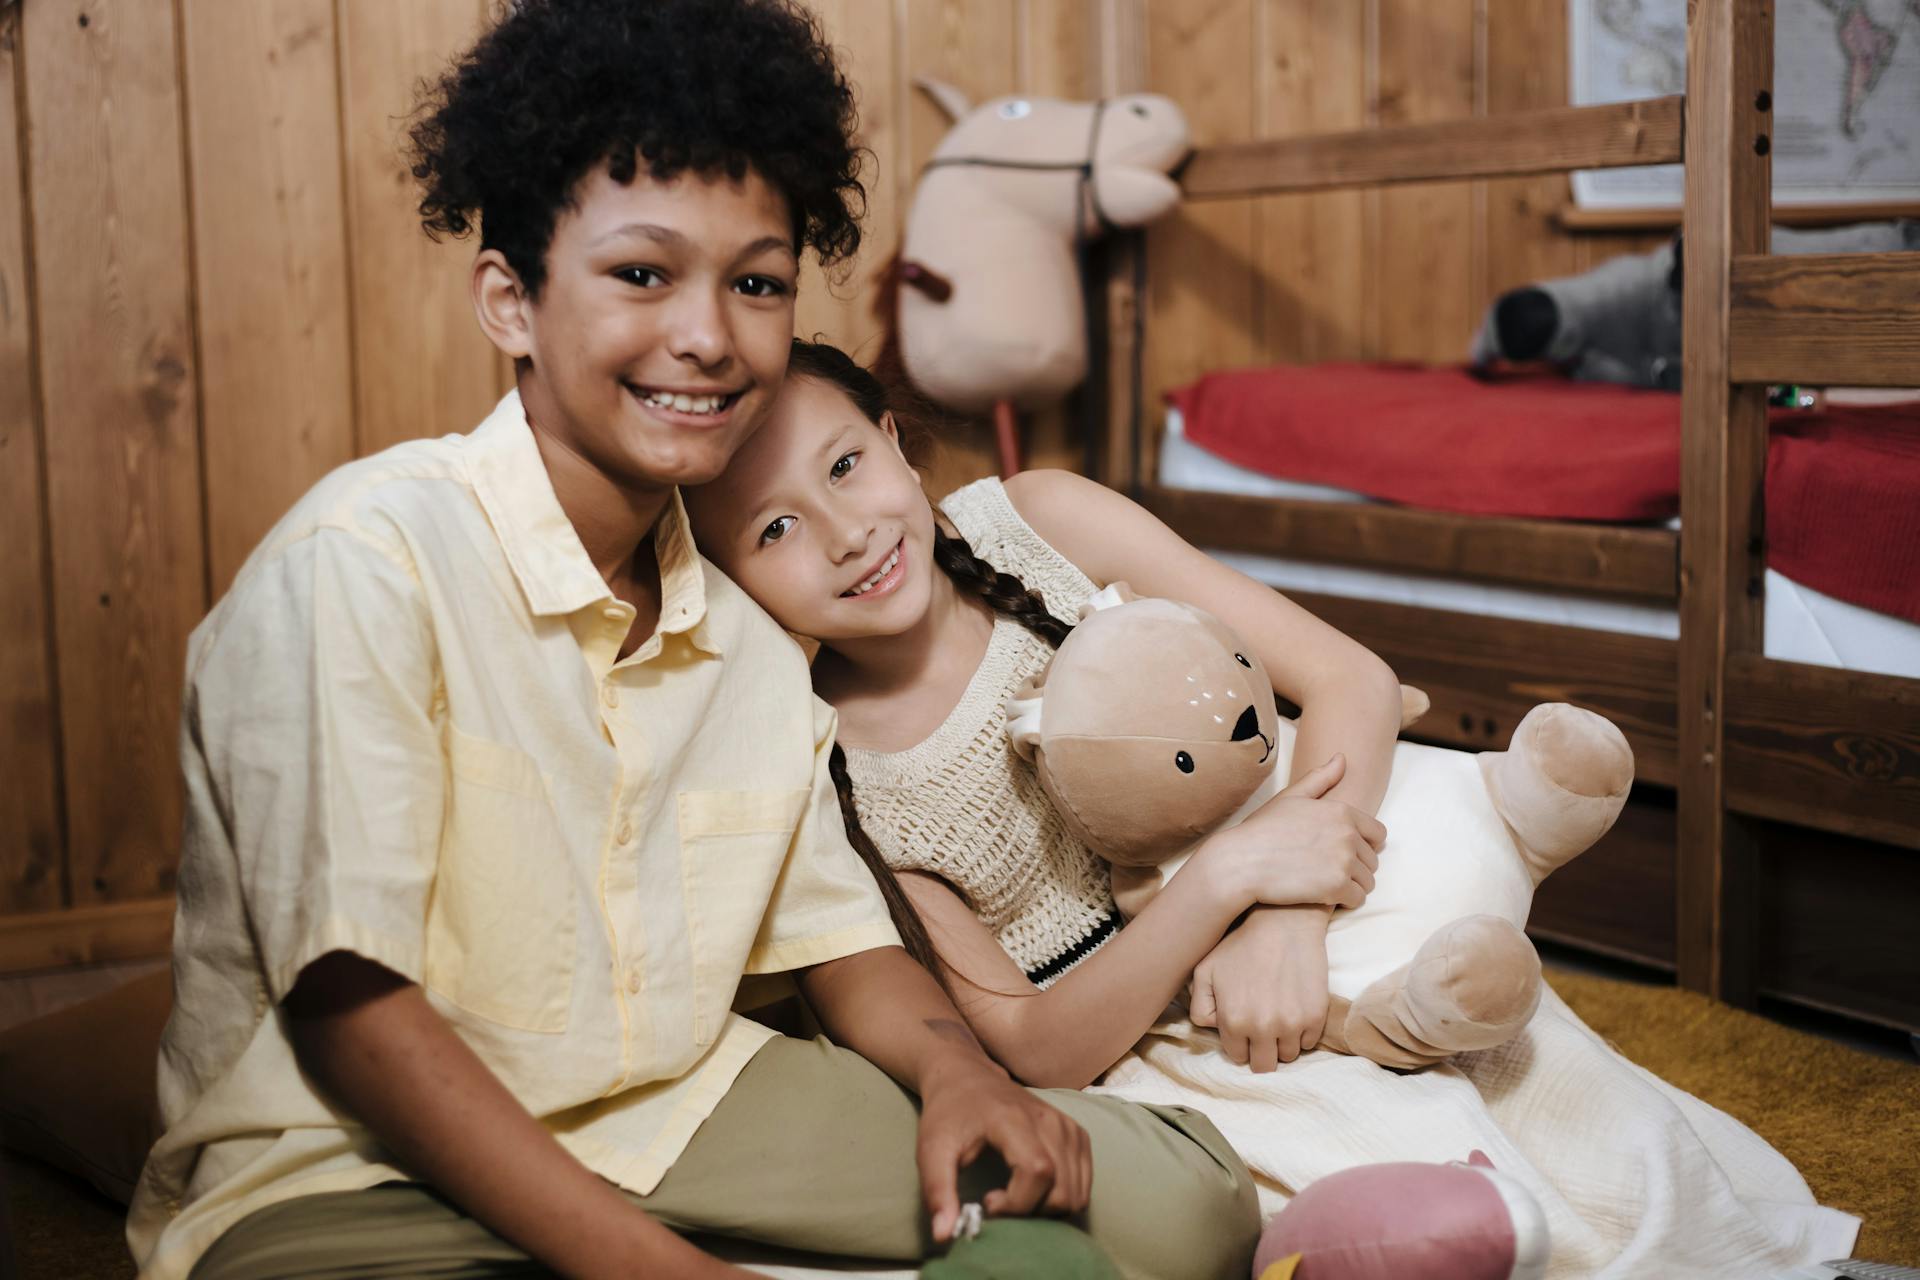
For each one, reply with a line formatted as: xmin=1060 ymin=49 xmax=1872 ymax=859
xmin=408 ymin=0 xmax=866 ymax=297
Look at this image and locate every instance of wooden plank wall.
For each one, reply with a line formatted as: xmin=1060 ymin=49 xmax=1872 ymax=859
xmin=0 ymin=0 xmax=1111 ymax=972
xmin=1140 ymin=0 xmax=1671 ymax=413
xmin=0 ymin=0 xmax=1683 ymax=970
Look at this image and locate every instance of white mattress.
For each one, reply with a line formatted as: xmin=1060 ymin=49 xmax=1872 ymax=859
xmin=1160 ymin=407 xmax=1920 ymax=680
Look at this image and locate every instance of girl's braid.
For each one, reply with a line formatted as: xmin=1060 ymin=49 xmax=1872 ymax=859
xmin=932 ymin=528 xmax=1072 ymax=648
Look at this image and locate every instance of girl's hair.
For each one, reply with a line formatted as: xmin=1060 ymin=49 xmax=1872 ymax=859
xmin=788 ymin=339 xmax=1073 ymax=990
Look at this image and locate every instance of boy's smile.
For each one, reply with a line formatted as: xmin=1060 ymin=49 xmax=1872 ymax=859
xmin=475 ymin=162 xmax=798 ymax=521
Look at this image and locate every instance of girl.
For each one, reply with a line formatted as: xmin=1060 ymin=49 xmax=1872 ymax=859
xmin=686 ymin=341 xmax=1860 ymax=1277
xmin=689 ymin=340 xmax=1405 ymax=1085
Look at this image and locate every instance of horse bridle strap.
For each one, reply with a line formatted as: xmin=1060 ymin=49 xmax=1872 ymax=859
xmin=917 ymin=97 xmax=1117 ymax=232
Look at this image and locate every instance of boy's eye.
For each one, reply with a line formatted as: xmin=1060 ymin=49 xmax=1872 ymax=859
xmin=829 ymin=451 xmax=858 ymax=481
xmin=615 ymin=266 xmax=665 ymax=288
xmin=759 ymin=516 xmax=796 ymax=546
xmin=736 ymin=274 xmax=790 ymax=298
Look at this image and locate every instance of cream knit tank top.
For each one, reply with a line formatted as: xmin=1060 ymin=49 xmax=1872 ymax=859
xmin=841 ymin=478 xmax=1121 ymax=987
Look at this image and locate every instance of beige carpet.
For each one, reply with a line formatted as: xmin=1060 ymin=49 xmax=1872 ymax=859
xmin=1549 ymin=969 xmax=1919 ymax=1264
xmin=7 ymin=972 xmax=1914 ymax=1275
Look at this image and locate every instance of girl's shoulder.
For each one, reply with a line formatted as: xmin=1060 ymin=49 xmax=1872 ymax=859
xmin=940 ymin=473 xmax=1099 ymax=627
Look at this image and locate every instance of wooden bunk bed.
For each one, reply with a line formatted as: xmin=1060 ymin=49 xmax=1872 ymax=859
xmin=1094 ymin=0 xmax=1920 ymax=1032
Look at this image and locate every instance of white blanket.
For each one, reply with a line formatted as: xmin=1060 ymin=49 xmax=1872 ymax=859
xmin=1092 ymin=988 xmax=1860 ymax=1279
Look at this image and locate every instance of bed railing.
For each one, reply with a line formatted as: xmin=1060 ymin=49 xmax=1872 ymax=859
xmin=1680 ymin=0 xmax=1920 ymax=1003
xmin=1101 ymin=0 xmax=1920 ymax=1019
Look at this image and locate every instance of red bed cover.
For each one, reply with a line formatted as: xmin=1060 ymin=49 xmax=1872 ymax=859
xmin=1168 ymin=364 xmax=1920 ymax=625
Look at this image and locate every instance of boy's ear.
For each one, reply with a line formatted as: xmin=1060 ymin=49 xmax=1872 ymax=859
xmin=472 ymin=249 xmax=533 ymax=360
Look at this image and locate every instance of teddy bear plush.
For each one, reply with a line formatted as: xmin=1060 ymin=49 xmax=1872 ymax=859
xmin=1006 ymin=586 xmax=1635 ymax=1070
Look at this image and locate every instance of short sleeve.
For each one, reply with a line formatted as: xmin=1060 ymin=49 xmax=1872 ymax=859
xmin=741 ymin=697 xmax=901 ymax=974
xmin=188 ymin=526 xmax=445 ymax=1002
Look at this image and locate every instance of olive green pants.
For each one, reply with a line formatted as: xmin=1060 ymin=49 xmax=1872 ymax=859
xmin=189 ymin=1035 xmax=1258 ymax=1280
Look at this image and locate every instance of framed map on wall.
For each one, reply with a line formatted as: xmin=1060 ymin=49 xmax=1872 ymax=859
xmin=1570 ymin=0 xmax=1920 ymax=208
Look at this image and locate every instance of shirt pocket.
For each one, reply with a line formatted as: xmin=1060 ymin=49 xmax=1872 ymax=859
xmin=677 ymin=788 xmax=809 ymax=1046
xmin=425 ymin=726 xmax=575 ymax=1034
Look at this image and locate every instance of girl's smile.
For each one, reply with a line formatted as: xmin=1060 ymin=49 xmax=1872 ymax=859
xmin=842 ymin=539 xmax=907 ymax=600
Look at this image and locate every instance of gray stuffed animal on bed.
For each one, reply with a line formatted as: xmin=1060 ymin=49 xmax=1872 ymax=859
xmin=1469 ymin=219 xmax=1920 ymax=390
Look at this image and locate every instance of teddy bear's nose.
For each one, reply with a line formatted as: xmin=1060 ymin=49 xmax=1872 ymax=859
xmin=1231 ymin=705 xmax=1260 ymax=742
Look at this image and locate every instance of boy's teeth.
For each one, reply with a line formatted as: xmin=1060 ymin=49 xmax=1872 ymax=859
xmin=640 ymin=389 xmax=726 ymax=414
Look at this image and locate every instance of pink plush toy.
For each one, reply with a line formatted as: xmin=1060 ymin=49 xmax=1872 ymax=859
xmin=885 ymin=80 xmax=1189 ymax=475
xmin=1252 ymin=1155 xmax=1550 ymax=1280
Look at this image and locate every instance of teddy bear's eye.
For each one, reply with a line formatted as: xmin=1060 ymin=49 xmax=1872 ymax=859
xmin=1175 ymin=751 xmax=1195 ymax=774
xmin=1234 ymin=653 xmax=1252 ymax=668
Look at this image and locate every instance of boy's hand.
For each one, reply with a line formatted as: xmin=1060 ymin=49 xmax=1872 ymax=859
xmin=1189 ymin=907 xmax=1332 ymax=1072
xmin=915 ymin=1030 xmax=1093 ymax=1242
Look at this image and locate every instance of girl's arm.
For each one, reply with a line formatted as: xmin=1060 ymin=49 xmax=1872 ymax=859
xmin=1005 ymin=470 xmax=1403 ymax=1070
xmin=1004 ymin=469 xmax=1402 ymax=812
xmin=896 ymin=755 xmax=1381 ymax=1090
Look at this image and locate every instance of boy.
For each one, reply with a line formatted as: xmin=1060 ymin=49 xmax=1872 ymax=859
xmin=127 ymin=2 xmax=1257 ymax=1277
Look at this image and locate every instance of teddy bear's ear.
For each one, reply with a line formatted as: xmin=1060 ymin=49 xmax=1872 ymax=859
xmin=1005 ymin=673 xmax=1047 ymax=761
xmin=1076 ymin=581 xmax=1138 ymax=622
xmin=1399 ymin=684 xmax=1431 ymax=729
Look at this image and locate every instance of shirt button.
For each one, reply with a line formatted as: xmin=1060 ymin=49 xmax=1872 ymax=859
xmin=615 ymin=819 xmax=633 ymax=846
xmin=601 ymin=684 xmax=620 ymax=709
xmin=625 ymin=967 xmax=642 ymax=995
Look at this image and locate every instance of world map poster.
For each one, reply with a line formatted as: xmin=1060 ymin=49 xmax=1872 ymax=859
xmin=1570 ymin=0 xmax=1920 ymax=207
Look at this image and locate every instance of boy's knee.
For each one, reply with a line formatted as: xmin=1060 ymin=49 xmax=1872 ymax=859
xmin=1047 ymin=1094 xmax=1260 ymax=1280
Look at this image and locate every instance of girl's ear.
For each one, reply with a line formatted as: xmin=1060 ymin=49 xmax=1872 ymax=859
xmin=878 ymin=410 xmax=907 ymax=457
xmin=473 ymin=249 xmax=533 ymax=360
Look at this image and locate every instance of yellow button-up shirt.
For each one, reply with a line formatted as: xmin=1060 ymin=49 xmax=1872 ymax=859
xmin=128 ymin=392 xmax=899 ymax=1279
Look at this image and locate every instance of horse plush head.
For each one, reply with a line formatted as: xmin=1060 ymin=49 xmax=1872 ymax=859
xmin=889 ymin=82 xmax=1190 ymax=427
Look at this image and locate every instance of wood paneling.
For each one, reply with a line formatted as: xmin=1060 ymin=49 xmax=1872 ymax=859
xmin=0 ymin=5 xmax=62 ymax=916
xmin=1530 ymin=786 xmax=1677 ymax=969
xmin=1255 ymin=0 xmax=1368 ymax=364
xmin=1482 ymin=0 xmax=1583 ymax=300
xmin=0 ymin=898 xmax=174 ymax=977
xmin=24 ymin=0 xmax=205 ymax=906
xmin=183 ymin=0 xmax=356 ymax=594
xmin=1369 ymin=0 xmax=1479 ymax=366
xmin=794 ymin=0 xmax=903 ymax=367
xmin=1143 ymin=0 xmax=1259 ymax=415
xmin=337 ymin=0 xmax=498 ymax=456
xmin=1728 ymin=251 xmax=1920 ymax=387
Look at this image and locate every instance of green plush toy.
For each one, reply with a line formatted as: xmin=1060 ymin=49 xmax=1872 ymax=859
xmin=920 ymin=1217 xmax=1122 ymax=1280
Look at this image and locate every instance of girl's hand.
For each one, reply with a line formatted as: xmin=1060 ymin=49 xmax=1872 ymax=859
xmin=915 ymin=1048 xmax=1093 ymax=1241
xmin=1197 ymin=755 xmax=1385 ymax=912
xmin=1189 ymin=908 xmax=1332 ymax=1072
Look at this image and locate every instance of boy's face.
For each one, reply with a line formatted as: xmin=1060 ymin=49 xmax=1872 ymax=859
xmin=498 ymin=163 xmax=798 ymax=494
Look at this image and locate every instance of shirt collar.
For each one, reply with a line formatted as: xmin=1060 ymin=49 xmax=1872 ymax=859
xmin=468 ymin=390 xmax=720 ymax=656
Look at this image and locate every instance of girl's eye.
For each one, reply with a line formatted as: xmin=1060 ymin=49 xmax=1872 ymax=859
xmin=615 ymin=266 xmax=665 ymax=288
xmin=736 ymin=274 xmax=790 ymax=298
xmin=759 ymin=516 xmax=796 ymax=546
xmin=829 ymin=451 xmax=858 ymax=481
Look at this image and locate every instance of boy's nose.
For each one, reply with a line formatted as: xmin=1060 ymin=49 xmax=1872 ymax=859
xmin=668 ymin=292 xmax=732 ymax=368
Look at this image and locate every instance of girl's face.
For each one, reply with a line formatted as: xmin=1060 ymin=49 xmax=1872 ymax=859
xmin=688 ymin=375 xmax=938 ymax=643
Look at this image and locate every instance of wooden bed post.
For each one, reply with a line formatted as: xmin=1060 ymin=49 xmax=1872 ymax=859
xmin=1677 ymin=0 xmax=1773 ymax=1005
